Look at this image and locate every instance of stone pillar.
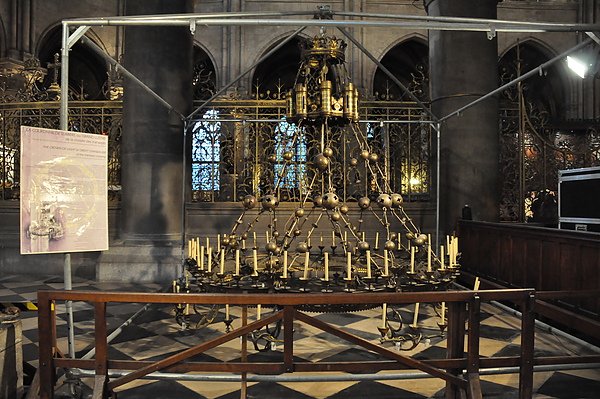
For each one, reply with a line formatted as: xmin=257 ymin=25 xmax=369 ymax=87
xmin=122 ymin=0 xmax=193 ymax=243
xmin=426 ymin=0 xmax=500 ymax=234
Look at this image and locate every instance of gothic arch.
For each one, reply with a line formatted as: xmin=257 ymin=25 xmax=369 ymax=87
xmin=192 ymin=42 xmax=217 ymax=101
xmin=499 ymin=38 xmax=570 ymax=121
xmin=372 ymin=36 xmax=429 ymax=101
xmin=36 ymin=24 xmax=110 ymax=100
xmin=250 ymin=32 xmax=308 ymax=96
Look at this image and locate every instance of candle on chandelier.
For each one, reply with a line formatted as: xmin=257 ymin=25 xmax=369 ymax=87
xmin=200 ymin=245 xmax=205 ymax=270
xmin=366 ymin=250 xmax=372 ymax=278
xmin=441 ymin=302 xmax=446 ymax=325
xmin=383 ymin=250 xmax=389 ymax=276
xmin=346 ymin=252 xmax=352 ymax=280
xmin=220 ymin=249 xmax=225 ymax=274
xmin=252 ymin=249 xmax=258 ymax=275
xmin=196 ymin=238 xmax=200 ymax=264
xmin=217 ymin=234 xmax=221 ymax=252
xmin=446 ymin=235 xmax=451 ymax=256
xmin=257 ymin=304 xmax=262 ymax=320
xmin=381 ymin=303 xmax=387 ymax=328
xmin=332 ymin=231 xmax=336 ymax=246
xmin=283 ymin=250 xmax=288 ymax=278
xmin=303 ymin=251 xmax=310 ymax=279
xmin=242 ymin=238 xmax=246 ymax=250
xmin=427 ymin=234 xmax=432 ymax=272
xmin=253 ymin=232 xmax=257 ymax=248
xmin=324 ymin=252 xmax=329 ymax=281
xmin=412 ymin=302 xmax=420 ymax=327
xmin=235 ymin=249 xmax=240 ymax=275
xmin=440 ymin=245 xmax=445 ymax=269
xmin=375 ymin=232 xmax=379 ymax=249
xmin=207 ymin=248 xmax=212 ymax=273
xmin=410 ymin=246 xmax=415 ymax=273
xmin=225 ymin=304 xmax=230 ymax=320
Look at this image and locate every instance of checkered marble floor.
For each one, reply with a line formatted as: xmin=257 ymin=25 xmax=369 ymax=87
xmin=1 ymin=274 xmax=599 ymax=399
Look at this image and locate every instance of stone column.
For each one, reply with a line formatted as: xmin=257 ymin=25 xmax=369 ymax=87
xmin=426 ymin=0 xmax=500 ymax=234
xmin=122 ymin=0 xmax=193 ymax=243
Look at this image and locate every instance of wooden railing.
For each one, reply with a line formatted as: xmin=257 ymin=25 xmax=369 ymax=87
xmin=34 ymin=288 xmax=597 ymax=399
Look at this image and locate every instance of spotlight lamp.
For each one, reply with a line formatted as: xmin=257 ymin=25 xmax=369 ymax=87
xmin=567 ymin=55 xmax=590 ymax=79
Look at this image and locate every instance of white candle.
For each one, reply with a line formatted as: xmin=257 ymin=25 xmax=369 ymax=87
xmin=375 ymin=232 xmax=379 ymax=249
xmin=440 ymin=245 xmax=445 ymax=270
xmin=266 ymin=231 xmax=270 ymax=243
xmin=412 ymin=302 xmax=420 ymax=327
xmin=332 ymin=231 xmax=336 ymax=246
xmin=196 ymin=238 xmax=200 ymax=264
xmin=257 ymin=304 xmax=261 ymax=320
xmin=253 ymin=232 xmax=257 ymax=247
xmin=427 ymin=235 xmax=432 ymax=272
xmin=220 ymin=249 xmax=225 ymax=274
xmin=320 ymin=233 xmax=323 ymax=244
xmin=185 ymin=303 xmax=190 ymax=316
xmin=410 ymin=247 xmax=415 ymax=273
xmin=217 ymin=234 xmax=221 ymax=252
xmin=381 ymin=303 xmax=387 ymax=328
xmin=207 ymin=248 xmax=212 ymax=272
xmin=307 ymin=237 xmax=311 ymax=247
xmin=303 ymin=252 xmax=310 ymax=279
xmin=235 ymin=249 xmax=240 ymax=275
xmin=366 ymin=250 xmax=372 ymax=278
xmin=383 ymin=250 xmax=389 ymax=276
xmin=346 ymin=252 xmax=352 ymax=280
xmin=324 ymin=252 xmax=329 ymax=281
xmin=441 ymin=302 xmax=446 ymax=325
xmin=225 ymin=304 xmax=230 ymax=319
xmin=188 ymin=239 xmax=192 ymax=258
xmin=283 ymin=251 xmax=288 ymax=278
xmin=362 ymin=232 xmax=365 ymax=241
xmin=253 ymin=249 xmax=258 ymax=275
xmin=446 ymin=235 xmax=451 ymax=256
xmin=242 ymin=239 xmax=246 ymax=250
xmin=206 ymin=237 xmax=210 ymax=250
xmin=200 ymin=246 xmax=205 ymax=270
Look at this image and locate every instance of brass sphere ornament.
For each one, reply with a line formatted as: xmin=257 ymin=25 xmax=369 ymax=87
xmin=322 ymin=191 xmax=340 ymax=210
xmin=297 ymin=242 xmax=309 ymax=253
xmin=350 ymin=157 xmax=358 ymax=166
xmin=242 ymin=195 xmax=257 ymax=210
xmin=391 ymin=193 xmax=403 ymax=208
xmin=261 ymin=194 xmax=279 ymax=211
xmin=340 ymin=204 xmax=349 ymax=214
xmin=360 ymin=149 xmax=370 ymax=160
xmin=369 ymin=153 xmax=379 ymax=162
xmin=313 ymin=195 xmax=324 ymax=207
xmin=358 ymin=196 xmax=371 ymax=209
xmin=293 ymin=229 xmax=302 ymax=236
xmin=222 ymin=236 xmax=230 ymax=246
xmin=331 ymin=211 xmax=341 ymax=222
xmin=406 ymin=232 xmax=416 ymax=240
xmin=357 ymin=240 xmax=370 ymax=252
xmin=315 ymin=153 xmax=330 ymax=170
xmin=414 ymin=233 xmax=428 ymax=246
xmin=376 ymin=193 xmax=393 ymax=208
xmin=283 ymin=151 xmax=294 ymax=161
xmin=268 ymin=154 xmax=277 ymax=163
xmin=266 ymin=241 xmax=278 ymax=253
xmin=323 ymin=147 xmax=334 ymax=157
xmin=384 ymin=240 xmax=397 ymax=251
xmin=389 ymin=232 xmax=398 ymax=241
xmin=295 ymin=208 xmax=305 ymax=218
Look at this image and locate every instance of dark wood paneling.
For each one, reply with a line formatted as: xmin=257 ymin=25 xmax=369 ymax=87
xmin=458 ymin=221 xmax=600 ymax=319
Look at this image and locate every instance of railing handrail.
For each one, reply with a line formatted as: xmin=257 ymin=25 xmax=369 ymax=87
xmin=38 ymin=288 xmax=535 ymax=305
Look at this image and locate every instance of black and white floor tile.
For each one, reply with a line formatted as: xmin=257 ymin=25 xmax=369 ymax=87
xmin=1 ymin=274 xmax=599 ymax=398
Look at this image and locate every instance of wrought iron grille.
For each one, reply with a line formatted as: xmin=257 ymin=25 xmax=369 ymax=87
xmin=0 ymin=101 xmax=122 ymax=202
xmin=189 ymin=98 xmax=432 ymax=203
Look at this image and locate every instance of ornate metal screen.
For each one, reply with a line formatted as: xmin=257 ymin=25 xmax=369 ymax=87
xmin=189 ymin=96 xmax=432 ymax=203
xmin=498 ymin=63 xmax=600 ymax=222
xmin=0 ymin=100 xmax=122 ymax=201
